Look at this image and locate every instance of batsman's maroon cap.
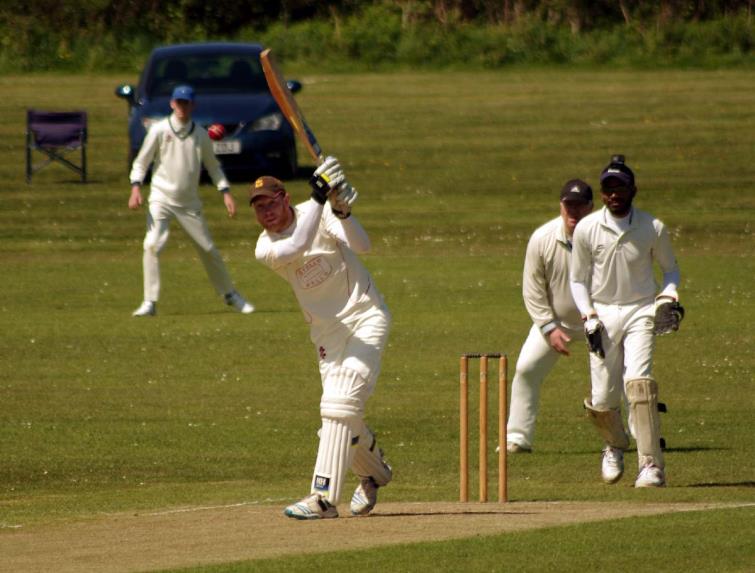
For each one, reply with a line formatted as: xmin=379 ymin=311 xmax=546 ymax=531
xmin=560 ymin=179 xmax=593 ymax=203
xmin=249 ymin=176 xmax=286 ymax=204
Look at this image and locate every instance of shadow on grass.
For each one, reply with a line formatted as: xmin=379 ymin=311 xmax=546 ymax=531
xmin=369 ymin=510 xmax=534 ymax=518
xmin=550 ymin=445 xmax=725 ymax=455
xmin=663 ymin=446 xmax=727 ymax=453
xmin=683 ymin=481 xmax=755 ymax=488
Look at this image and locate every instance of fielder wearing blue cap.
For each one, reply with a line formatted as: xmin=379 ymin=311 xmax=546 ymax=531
xmin=171 ymin=84 xmax=195 ymax=102
xmin=127 ymin=80 xmax=254 ymax=317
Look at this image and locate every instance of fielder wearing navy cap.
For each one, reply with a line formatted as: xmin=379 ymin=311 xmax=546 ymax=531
xmin=600 ymin=155 xmax=635 ymax=188
xmin=171 ymin=84 xmax=195 ymax=102
xmin=560 ymin=179 xmax=593 ymax=203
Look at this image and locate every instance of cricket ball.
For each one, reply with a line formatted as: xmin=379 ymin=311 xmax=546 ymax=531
xmin=208 ymin=123 xmax=226 ymax=141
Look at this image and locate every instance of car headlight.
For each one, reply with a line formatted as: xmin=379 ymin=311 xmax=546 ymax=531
xmin=251 ymin=112 xmax=283 ymax=131
xmin=141 ymin=116 xmax=164 ymax=130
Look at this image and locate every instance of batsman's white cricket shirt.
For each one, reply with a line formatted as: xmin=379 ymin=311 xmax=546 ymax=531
xmin=256 ymin=202 xmax=385 ymax=341
xmin=130 ymin=114 xmax=229 ymax=210
xmin=571 ymin=207 xmax=679 ymax=305
xmin=522 ymin=216 xmax=582 ymax=333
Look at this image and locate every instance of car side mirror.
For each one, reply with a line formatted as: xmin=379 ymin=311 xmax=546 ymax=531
xmin=286 ymin=80 xmax=302 ymax=94
xmin=115 ymin=84 xmax=137 ymax=105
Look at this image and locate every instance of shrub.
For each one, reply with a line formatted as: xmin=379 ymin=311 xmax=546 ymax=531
xmin=0 ymin=6 xmax=752 ymax=73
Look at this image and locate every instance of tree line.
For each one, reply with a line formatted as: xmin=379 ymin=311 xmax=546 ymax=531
xmin=0 ymin=0 xmax=752 ymax=72
xmin=3 ymin=1 xmax=752 ymax=36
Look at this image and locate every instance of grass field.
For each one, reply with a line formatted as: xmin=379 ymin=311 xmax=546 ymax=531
xmin=1 ymin=69 xmax=753 ymax=571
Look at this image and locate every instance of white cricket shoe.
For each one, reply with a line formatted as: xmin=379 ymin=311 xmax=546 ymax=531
xmin=283 ymin=493 xmax=338 ymax=520
xmin=224 ymin=291 xmax=254 ymax=314
xmin=635 ymin=464 xmax=666 ymax=488
xmin=601 ymin=446 xmax=625 ymax=484
xmin=350 ymin=477 xmax=380 ymax=516
xmin=132 ymin=301 xmax=156 ymax=317
xmin=507 ymin=442 xmax=532 ymax=454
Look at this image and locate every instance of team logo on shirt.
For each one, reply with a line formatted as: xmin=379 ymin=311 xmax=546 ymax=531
xmin=295 ymin=255 xmax=332 ymax=289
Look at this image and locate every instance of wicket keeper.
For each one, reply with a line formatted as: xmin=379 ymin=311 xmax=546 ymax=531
xmin=570 ymin=155 xmax=683 ymax=487
xmin=249 ymin=158 xmax=393 ymax=519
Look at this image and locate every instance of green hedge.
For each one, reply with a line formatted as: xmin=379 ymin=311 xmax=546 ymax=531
xmin=0 ymin=5 xmax=752 ymax=73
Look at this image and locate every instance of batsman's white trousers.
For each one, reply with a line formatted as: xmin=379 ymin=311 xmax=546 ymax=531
xmin=311 ymin=304 xmax=391 ymax=503
xmin=317 ymin=304 xmax=391 ymax=389
xmin=507 ymin=324 xmax=581 ymax=449
xmin=142 ymin=201 xmax=234 ymax=302
xmin=589 ymin=300 xmax=655 ymax=410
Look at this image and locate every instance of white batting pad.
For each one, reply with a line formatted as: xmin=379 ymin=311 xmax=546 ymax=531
xmin=311 ymin=367 xmax=370 ymax=504
xmin=584 ymin=399 xmax=630 ymax=450
xmin=351 ymin=426 xmax=392 ymax=486
xmin=626 ymin=377 xmax=664 ymax=469
xmin=311 ymin=417 xmax=358 ymax=504
xmin=320 ymin=367 xmax=373 ymax=419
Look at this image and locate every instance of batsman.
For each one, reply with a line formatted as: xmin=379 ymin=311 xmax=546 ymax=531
xmin=570 ymin=155 xmax=684 ymax=488
xmin=249 ymin=158 xmax=392 ymax=519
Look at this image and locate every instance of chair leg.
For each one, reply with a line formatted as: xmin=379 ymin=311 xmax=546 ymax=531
xmin=26 ymin=132 xmax=32 ymax=183
xmin=82 ymin=144 xmax=87 ymax=183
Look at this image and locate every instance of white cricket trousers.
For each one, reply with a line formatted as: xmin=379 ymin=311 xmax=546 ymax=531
xmin=142 ymin=201 xmax=234 ymax=302
xmin=312 ymin=305 xmax=391 ymax=503
xmin=589 ymin=300 xmax=655 ymax=410
xmin=507 ymin=324 xmax=581 ymax=449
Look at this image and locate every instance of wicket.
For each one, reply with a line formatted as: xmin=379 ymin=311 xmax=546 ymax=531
xmin=459 ymin=353 xmax=508 ymax=503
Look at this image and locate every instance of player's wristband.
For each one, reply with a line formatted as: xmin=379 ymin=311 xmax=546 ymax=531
xmin=219 ymin=187 xmax=230 ymax=194
xmin=540 ymin=321 xmax=557 ymax=336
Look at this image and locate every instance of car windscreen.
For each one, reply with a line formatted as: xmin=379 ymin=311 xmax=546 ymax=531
xmin=146 ymin=53 xmax=267 ymax=98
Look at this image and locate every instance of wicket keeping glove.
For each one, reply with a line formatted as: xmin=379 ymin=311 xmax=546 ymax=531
xmin=330 ymin=181 xmax=358 ymax=219
xmin=584 ymin=317 xmax=605 ymax=359
xmin=309 ymin=156 xmax=345 ymax=204
xmin=653 ymin=298 xmax=685 ymax=335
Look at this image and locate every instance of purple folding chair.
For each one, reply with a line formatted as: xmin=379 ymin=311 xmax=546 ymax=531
xmin=26 ymin=110 xmax=88 ymax=183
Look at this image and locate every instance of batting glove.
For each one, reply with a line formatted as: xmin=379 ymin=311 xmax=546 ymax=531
xmin=584 ymin=317 xmax=605 ymax=359
xmin=309 ymin=156 xmax=345 ymax=204
xmin=329 ymin=181 xmax=358 ymax=219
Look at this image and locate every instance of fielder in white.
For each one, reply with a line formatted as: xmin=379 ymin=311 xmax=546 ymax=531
xmin=506 ymin=180 xmax=593 ymax=453
xmin=128 ymin=84 xmax=253 ymax=317
xmin=250 ymin=159 xmax=392 ymax=520
xmin=570 ymin=155 xmax=683 ymax=488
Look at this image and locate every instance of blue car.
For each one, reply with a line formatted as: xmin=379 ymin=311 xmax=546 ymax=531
xmin=115 ymin=42 xmax=301 ymax=180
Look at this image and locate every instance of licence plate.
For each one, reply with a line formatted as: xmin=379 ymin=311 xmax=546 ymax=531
xmin=213 ymin=140 xmax=241 ymax=155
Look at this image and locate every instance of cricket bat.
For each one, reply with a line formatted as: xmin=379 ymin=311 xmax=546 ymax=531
xmin=260 ymin=48 xmax=324 ymax=166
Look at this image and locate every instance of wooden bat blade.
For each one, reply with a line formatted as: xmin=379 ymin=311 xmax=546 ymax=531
xmin=260 ymin=48 xmax=323 ymax=165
